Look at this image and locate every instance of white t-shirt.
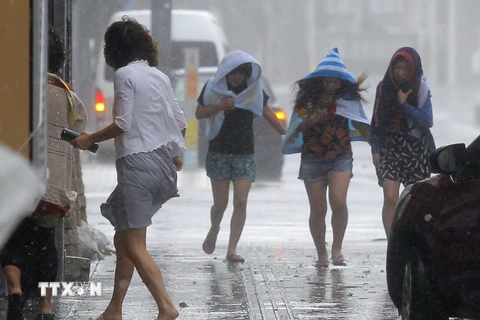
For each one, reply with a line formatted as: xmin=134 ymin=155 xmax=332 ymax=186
xmin=113 ymin=60 xmax=187 ymax=159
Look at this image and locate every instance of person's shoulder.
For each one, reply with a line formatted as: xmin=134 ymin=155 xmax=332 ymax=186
xmin=373 ymin=80 xmax=384 ymax=94
xmin=420 ymin=76 xmax=430 ymax=89
xmin=115 ymin=65 xmax=133 ymax=80
xmin=117 ymin=61 xmax=150 ymax=75
xmin=47 ymin=73 xmax=73 ymax=91
xmin=72 ymin=90 xmax=85 ymax=105
xmin=154 ymin=68 xmax=171 ymax=82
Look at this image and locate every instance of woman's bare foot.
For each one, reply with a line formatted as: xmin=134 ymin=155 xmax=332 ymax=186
xmin=157 ymin=307 xmax=179 ymax=320
xmin=226 ymin=253 xmax=245 ymax=263
xmin=202 ymin=225 xmax=220 ymax=254
xmin=316 ymin=252 xmax=329 ymax=268
xmin=90 ymin=312 xmax=122 ymax=320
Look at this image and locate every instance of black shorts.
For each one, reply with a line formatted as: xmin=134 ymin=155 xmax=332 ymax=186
xmin=0 ymin=218 xmax=58 ymax=298
xmin=376 ymin=132 xmax=431 ymax=187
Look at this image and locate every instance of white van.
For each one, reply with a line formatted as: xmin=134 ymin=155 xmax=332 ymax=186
xmin=91 ymin=9 xmax=228 ymax=154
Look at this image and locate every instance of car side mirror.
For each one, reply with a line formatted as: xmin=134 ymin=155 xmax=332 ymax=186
xmin=430 ymin=143 xmax=467 ymax=174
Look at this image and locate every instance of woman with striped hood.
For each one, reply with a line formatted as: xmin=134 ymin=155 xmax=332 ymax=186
xmin=291 ymin=48 xmax=370 ymax=267
xmin=370 ymin=47 xmax=435 ymax=239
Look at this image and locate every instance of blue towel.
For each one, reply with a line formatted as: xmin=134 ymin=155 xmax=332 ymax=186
xmin=203 ymin=50 xmax=264 ymax=140
xmin=282 ymin=97 xmax=370 ymax=154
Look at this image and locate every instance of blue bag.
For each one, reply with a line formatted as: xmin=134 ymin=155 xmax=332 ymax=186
xmin=281 ymin=111 xmax=307 ymax=154
xmin=348 ymin=119 xmax=368 ymax=142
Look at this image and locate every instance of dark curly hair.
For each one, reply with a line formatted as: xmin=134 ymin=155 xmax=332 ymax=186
xmin=103 ymin=16 xmax=158 ymax=69
xmin=48 ymin=25 xmax=65 ymax=73
xmin=293 ymin=73 xmax=369 ymax=110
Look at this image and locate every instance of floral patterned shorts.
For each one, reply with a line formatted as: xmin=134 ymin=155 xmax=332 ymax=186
xmin=206 ymin=152 xmax=256 ymax=181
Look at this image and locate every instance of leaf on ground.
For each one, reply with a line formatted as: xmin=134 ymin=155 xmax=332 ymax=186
xmin=179 ymin=301 xmax=189 ymax=308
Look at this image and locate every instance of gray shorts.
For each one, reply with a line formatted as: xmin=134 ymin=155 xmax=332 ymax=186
xmin=298 ymin=153 xmax=353 ymax=182
xmin=100 ymin=146 xmax=179 ymax=231
xmin=205 ymin=152 xmax=256 ymax=181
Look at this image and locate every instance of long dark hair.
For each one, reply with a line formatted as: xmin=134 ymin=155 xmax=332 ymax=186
xmin=103 ymin=16 xmax=158 ymax=69
xmin=293 ymin=73 xmax=368 ymax=110
xmin=48 ymin=25 xmax=65 ymax=73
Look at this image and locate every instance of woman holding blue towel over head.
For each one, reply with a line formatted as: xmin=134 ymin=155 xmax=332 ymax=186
xmin=287 ymin=48 xmax=370 ymax=267
xmin=370 ymin=47 xmax=435 ymax=239
xmin=196 ymin=50 xmax=286 ymax=263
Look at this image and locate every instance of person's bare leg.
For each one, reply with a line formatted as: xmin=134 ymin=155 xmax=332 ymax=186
xmin=382 ymin=180 xmax=401 ymax=239
xmin=226 ymin=179 xmax=252 ymax=260
xmin=3 ymin=265 xmax=22 ymax=295
xmin=327 ymin=172 xmax=351 ymax=260
xmin=4 ymin=265 xmax=26 ymax=319
xmin=37 ymin=288 xmax=53 ymax=315
xmin=101 ymin=231 xmax=134 ymax=320
xmin=304 ymin=180 xmax=329 ymax=265
xmin=123 ymin=228 xmax=178 ymax=320
xmin=203 ymin=180 xmax=230 ymax=254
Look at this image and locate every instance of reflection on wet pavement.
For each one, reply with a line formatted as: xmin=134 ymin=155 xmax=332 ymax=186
xmin=205 ymin=262 xmax=249 ymax=319
xmin=0 ymin=151 xmax=407 ymax=319
xmin=157 ymin=243 xmax=401 ymax=320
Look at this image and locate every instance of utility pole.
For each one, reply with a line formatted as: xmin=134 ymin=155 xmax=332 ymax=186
xmin=447 ymin=0 xmax=457 ymax=85
xmin=306 ymin=0 xmax=316 ymax=71
xmin=151 ymin=0 xmax=172 ymax=77
xmin=49 ymin=0 xmax=71 ymax=282
xmin=427 ymin=0 xmax=438 ymax=84
xmin=49 ymin=0 xmax=72 ymax=83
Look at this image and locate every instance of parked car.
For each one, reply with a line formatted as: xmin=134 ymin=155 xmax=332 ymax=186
xmin=171 ymin=67 xmax=287 ymax=180
xmin=386 ymin=136 xmax=480 ymax=320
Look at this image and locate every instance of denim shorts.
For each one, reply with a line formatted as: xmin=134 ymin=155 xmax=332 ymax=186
xmin=206 ymin=152 xmax=256 ymax=181
xmin=298 ymin=153 xmax=353 ymax=181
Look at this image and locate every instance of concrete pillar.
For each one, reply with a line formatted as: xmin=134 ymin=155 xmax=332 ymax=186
xmin=151 ymin=0 xmax=172 ymax=76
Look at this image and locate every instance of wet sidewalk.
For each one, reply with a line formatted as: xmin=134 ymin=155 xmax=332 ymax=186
xmin=4 ymin=147 xmax=402 ymax=319
xmin=50 ymin=238 xmax=398 ymax=320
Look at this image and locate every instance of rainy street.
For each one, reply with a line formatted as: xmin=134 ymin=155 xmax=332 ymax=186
xmin=39 ymin=84 xmax=478 ymax=320
xmin=63 ymin=140 xmax=399 ymax=320
xmin=2 ymin=1 xmax=480 ymax=319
